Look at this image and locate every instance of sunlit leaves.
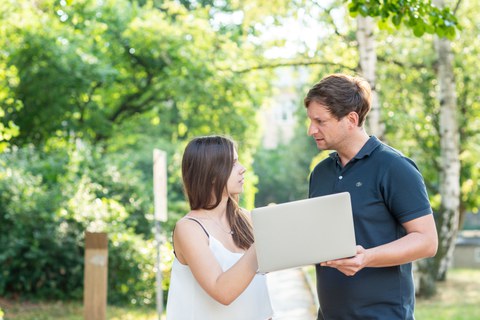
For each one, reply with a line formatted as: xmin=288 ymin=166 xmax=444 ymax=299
xmin=347 ymin=0 xmax=459 ymax=39
xmin=0 ymin=0 xmax=302 ymax=160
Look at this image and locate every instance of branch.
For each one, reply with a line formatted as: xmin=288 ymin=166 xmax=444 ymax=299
xmin=312 ymin=0 xmax=351 ymax=42
xmin=77 ymin=82 xmax=103 ymax=124
xmin=232 ymin=60 xmax=356 ymax=73
xmin=231 ymin=53 xmax=429 ymax=74
xmin=109 ymin=87 xmax=152 ymax=123
xmin=107 ymin=39 xmax=156 ymax=123
xmin=453 ymin=0 xmax=463 ymax=15
xmin=376 ymin=56 xmax=426 ymax=70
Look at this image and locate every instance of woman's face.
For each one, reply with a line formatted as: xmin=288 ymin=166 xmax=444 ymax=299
xmin=225 ymin=149 xmax=246 ymax=196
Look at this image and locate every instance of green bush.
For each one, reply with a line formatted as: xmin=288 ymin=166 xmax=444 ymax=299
xmin=108 ymin=232 xmax=156 ymax=305
xmin=0 ymin=155 xmax=82 ymax=299
xmin=0 ymin=141 xmax=166 ymax=306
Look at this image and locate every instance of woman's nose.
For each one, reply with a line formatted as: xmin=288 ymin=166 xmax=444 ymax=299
xmin=240 ymin=165 xmax=246 ymax=174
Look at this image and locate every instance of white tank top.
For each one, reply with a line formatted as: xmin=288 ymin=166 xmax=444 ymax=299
xmin=166 ymin=218 xmax=273 ymax=320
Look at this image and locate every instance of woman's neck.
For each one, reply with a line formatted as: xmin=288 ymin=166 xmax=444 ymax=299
xmin=203 ymin=197 xmax=229 ymax=220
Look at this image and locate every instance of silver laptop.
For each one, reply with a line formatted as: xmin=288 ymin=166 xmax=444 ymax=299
xmin=251 ymin=192 xmax=356 ymax=273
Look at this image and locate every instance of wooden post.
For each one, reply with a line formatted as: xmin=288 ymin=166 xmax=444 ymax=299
xmin=153 ymin=149 xmax=168 ymax=319
xmin=84 ymin=232 xmax=108 ymax=320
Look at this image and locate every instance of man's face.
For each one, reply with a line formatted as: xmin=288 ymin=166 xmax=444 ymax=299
xmin=306 ymin=101 xmax=349 ymax=150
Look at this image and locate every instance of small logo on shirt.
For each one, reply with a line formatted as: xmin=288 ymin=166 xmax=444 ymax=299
xmin=355 ymin=182 xmax=363 ymax=187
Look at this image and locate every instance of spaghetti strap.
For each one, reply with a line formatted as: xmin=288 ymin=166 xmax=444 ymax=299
xmin=172 ymin=217 xmax=210 ymax=258
xmin=185 ymin=217 xmax=210 ymax=238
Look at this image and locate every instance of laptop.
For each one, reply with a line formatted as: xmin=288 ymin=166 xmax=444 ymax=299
xmin=251 ymin=192 xmax=356 ymax=273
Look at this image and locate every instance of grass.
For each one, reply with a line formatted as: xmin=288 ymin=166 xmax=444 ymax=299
xmin=415 ymin=269 xmax=480 ymax=319
xmin=303 ymin=267 xmax=480 ymax=320
xmin=1 ymin=268 xmax=479 ymax=319
xmin=0 ymin=300 xmax=161 ymax=320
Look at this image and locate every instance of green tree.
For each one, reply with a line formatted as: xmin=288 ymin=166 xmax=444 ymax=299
xmin=0 ymin=0 xmax=279 ymax=304
xmin=1 ymin=0 xmax=267 ymax=149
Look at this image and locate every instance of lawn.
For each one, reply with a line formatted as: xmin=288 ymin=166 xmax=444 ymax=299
xmin=0 ymin=268 xmax=478 ymax=319
xmin=0 ymin=300 xmax=160 ymax=320
xmin=303 ymin=267 xmax=480 ymax=320
xmin=415 ymin=268 xmax=480 ymax=319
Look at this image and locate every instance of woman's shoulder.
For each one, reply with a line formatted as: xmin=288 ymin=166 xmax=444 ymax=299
xmin=173 ymin=214 xmax=211 ymax=265
xmin=175 ymin=214 xmax=209 ymax=237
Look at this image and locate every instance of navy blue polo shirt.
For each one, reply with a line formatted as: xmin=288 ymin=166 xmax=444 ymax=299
xmin=309 ymin=136 xmax=432 ymax=320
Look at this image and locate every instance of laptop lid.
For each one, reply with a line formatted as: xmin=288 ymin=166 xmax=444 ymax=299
xmin=251 ymin=192 xmax=356 ymax=273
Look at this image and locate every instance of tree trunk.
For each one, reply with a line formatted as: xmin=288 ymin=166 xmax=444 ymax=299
xmin=415 ymin=0 xmax=461 ymax=297
xmin=432 ymin=0 xmax=461 ymax=282
xmin=356 ymin=15 xmax=383 ymax=139
xmin=415 ymin=258 xmax=437 ymax=297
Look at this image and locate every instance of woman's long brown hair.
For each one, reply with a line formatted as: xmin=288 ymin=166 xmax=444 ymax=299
xmin=181 ymin=135 xmax=254 ymax=250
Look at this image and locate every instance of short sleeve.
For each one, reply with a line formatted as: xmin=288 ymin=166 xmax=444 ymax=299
xmin=380 ymin=156 xmax=432 ymax=223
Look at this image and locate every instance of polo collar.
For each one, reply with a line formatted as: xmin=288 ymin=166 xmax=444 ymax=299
xmin=354 ymin=136 xmax=381 ymax=160
xmin=328 ymin=136 xmax=381 ymax=162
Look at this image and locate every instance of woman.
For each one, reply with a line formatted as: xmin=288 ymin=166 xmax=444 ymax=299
xmin=166 ymin=135 xmax=273 ymax=320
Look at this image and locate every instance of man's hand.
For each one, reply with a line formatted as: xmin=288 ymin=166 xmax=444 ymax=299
xmin=320 ymin=245 xmax=368 ymax=276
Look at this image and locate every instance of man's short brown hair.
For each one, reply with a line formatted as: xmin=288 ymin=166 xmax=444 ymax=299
xmin=304 ymin=74 xmax=372 ymax=127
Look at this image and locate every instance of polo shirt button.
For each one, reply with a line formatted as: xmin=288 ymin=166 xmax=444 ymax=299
xmin=339 ymin=176 xmax=343 ymax=180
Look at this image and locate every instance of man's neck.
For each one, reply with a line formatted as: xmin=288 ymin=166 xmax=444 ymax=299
xmin=337 ymin=130 xmax=370 ymax=167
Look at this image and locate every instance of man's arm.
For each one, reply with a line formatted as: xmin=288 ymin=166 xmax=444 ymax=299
xmin=321 ymin=214 xmax=438 ymax=276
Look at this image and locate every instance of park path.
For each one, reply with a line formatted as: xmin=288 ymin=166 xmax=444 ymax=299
xmin=267 ymin=267 xmax=318 ymax=320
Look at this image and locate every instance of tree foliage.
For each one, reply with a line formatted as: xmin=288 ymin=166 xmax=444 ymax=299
xmin=1 ymin=0 xmax=268 ymax=148
xmin=253 ymin=92 xmax=319 ymax=207
xmin=347 ymin=0 xmax=459 ymax=38
xmin=0 ymin=140 xmax=161 ymax=303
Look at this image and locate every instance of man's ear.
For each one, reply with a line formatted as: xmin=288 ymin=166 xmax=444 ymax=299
xmin=346 ymin=111 xmax=360 ymax=127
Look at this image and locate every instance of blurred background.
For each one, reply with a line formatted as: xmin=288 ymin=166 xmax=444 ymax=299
xmin=0 ymin=0 xmax=479 ymax=319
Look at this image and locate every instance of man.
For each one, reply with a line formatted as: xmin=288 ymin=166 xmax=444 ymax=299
xmin=304 ymin=73 xmax=438 ymax=320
